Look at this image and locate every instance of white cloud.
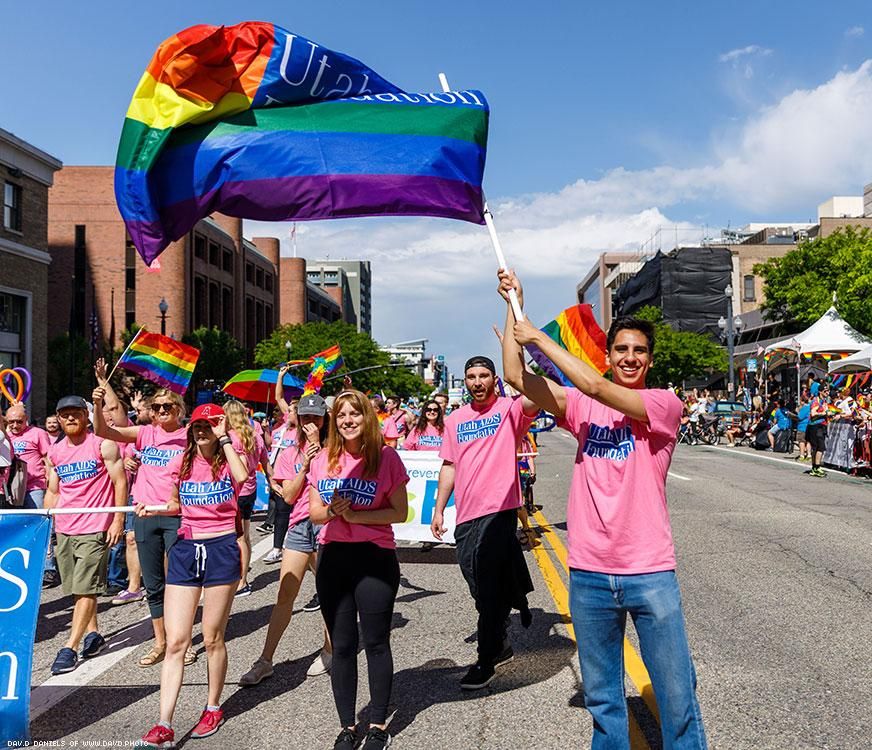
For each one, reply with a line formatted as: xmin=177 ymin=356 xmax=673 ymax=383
xmin=718 ymin=45 xmax=773 ymax=63
xmin=845 ymin=26 xmax=864 ymax=38
xmin=245 ymin=60 xmax=872 ymax=374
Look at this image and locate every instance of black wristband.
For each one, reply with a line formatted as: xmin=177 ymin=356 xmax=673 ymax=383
xmin=218 ymin=437 xmax=232 ymax=447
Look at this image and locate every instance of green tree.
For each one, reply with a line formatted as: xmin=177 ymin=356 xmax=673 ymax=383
xmin=754 ymin=227 xmax=872 ymax=335
xmin=633 ymin=307 xmax=728 ymax=387
xmin=46 ymin=334 xmax=93 ymax=410
xmin=182 ymin=326 xmax=245 ymax=386
xmin=255 ymin=321 xmax=428 ymax=397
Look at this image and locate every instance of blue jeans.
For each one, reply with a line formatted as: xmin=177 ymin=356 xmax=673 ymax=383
xmin=569 ymin=569 xmax=707 ymax=750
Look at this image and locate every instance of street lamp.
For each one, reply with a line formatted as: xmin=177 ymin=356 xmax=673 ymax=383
xmin=718 ymin=285 xmax=744 ymax=396
xmin=284 ymin=340 xmax=292 ymax=364
xmin=158 ymin=297 xmax=168 ymax=336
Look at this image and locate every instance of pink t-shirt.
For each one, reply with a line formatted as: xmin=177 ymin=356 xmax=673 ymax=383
xmin=11 ymin=425 xmax=51 ymax=491
xmin=133 ymin=425 xmax=186 ymax=510
xmin=439 ymin=396 xmax=535 ymax=525
xmin=307 ymin=446 xmax=409 ymax=549
xmin=270 ymin=423 xmax=297 ymax=464
xmin=381 ymin=417 xmax=399 ymax=440
xmin=170 ymin=454 xmax=240 ymax=537
xmin=403 ymin=424 xmax=444 ymax=451
xmin=560 ymin=387 xmax=682 ymax=574
xmin=389 ymin=411 xmax=407 ymax=436
xmin=274 ymin=444 xmax=312 ymax=528
xmin=232 ymin=430 xmax=266 ymax=496
xmin=48 ymin=433 xmax=117 ymax=535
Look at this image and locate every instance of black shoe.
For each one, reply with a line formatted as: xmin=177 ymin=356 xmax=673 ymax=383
xmin=302 ymin=593 xmax=320 ymax=612
xmin=42 ymin=570 xmax=60 ymax=589
xmin=81 ymin=631 xmax=106 ymax=658
xmin=360 ymin=727 xmax=392 ymax=749
xmin=333 ymin=728 xmax=358 ymax=749
xmin=106 ymin=583 xmax=125 ymax=597
xmin=460 ymin=663 xmax=496 ymax=690
xmin=51 ymin=647 xmax=78 ymax=675
xmin=493 ymin=646 xmax=514 ymax=668
xmin=256 ymin=523 xmax=274 ymax=535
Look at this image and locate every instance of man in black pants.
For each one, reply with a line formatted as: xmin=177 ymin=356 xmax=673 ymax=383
xmin=432 ymin=355 xmax=538 ymax=690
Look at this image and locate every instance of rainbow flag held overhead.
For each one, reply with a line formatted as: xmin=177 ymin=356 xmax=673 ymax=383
xmin=526 ymin=304 xmax=608 ymax=385
xmin=116 ymin=21 xmax=489 ymax=264
xmin=118 ymin=331 xmax=200 ymax=394
xmin=302 ymin=345 xmax=344 ymax=395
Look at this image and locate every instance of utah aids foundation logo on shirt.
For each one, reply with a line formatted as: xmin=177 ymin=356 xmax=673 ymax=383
xmin=583 ymin=424 xmax=636 ymax=461
xmin=140 ymin=446 xmax=183 ymax=467
xmin=179 ymin=478 xmax=235 ymax=506
xmin=456 ymin=413 xmax=502 ymax=444
xmin=317 ymin=477 xmax=378 ymax=507
xmin=417 ymin=435 xmax=443 ymax=447
xmin=55 ymin=460 xmax=100 ymax=483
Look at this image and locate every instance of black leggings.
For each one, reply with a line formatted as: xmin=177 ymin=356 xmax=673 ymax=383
xmin=133 ymin=514 xmax=181 ymax=619
xmin=272 ymin=492 xmax=291 ymax=549
xmin=316 ymin=542 xmax=400 ymax=727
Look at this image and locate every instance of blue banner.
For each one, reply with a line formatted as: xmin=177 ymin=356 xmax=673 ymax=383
xmin=0 ymin=514 xmax=51 ymax=743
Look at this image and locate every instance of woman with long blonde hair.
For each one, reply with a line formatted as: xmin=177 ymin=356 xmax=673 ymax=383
xmin=222 ymin=399 xmax=269 ymax=597
xmin=307 ymin=390 xmax=409 ymax=750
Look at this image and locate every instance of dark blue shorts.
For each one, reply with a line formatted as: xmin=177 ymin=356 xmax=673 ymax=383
xmin=238 ymin=492 xmax=257 ymax=521
xmin=166 ymin=533 xmax=241 ymax=587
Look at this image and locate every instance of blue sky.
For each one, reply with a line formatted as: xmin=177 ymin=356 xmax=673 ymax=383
xmin=5 ymin=2 xmax=872 ymax=374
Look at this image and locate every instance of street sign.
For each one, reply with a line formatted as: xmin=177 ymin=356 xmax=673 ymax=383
xmin=747 ymin=358 xmax=758 ymax=373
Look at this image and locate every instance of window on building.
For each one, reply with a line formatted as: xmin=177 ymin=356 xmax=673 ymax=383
xmin=245 ymin=296 xmax=256 ymax=349
xmin=264 ymin=304 xmax=273 ymax=331
xmin=743 ymin=274 xmax=756 ymax=302
xmin=194 ymin=276 xmax=207 ymax=328
xmin=3 ymin=182 xmax=22 ymax=232
xmin=255 ymin=267 xmax=264 ymax=289
xmin=208 ymin=282 xmax=220 ymax=328
xmin=256 ymin=301 xmax=265 ymax=342
xmin=308 ymin=298 xmax=318 ymax=316
xmin=222 ymin=287 xmax=234 ymax=332
xmin=209 ymin=242 xmax=219 ymax=267
xmin=223 ymin=249 xmax=233 ymax=273
xmin=194 ymin=234 xmax=206 ymax=260
xmin=246 ymin=262 xmax=254 ymax=283
xmin=265 ymin=274 xmax=273 ymax=293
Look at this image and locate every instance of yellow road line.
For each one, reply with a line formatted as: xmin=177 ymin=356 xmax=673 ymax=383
xmin=526 ymin=516 xmax=651 ymax=748
xmin=532 ymin=509 xmax=659 ymax=722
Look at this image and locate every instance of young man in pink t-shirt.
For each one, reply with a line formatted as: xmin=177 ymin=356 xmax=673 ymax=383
xmin=498 ymin=270 xmax=707 ymax=750
xmin=432 ymin=355 xmax=538 ymax=690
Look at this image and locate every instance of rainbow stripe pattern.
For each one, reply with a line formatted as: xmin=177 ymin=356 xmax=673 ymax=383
xmin=527 ymin=304 xmax=608 ymax=384
xmin=302 ymin=344 xmax=344 ymax=395
xmin=115 ymin=21 xmax=489 ymax=264
xmin=118 ymin=331 xmax=200 ymax=394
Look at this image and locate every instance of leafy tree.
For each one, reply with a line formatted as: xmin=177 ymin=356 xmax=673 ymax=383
xmin=182 ymin=326 xmax=245 ymax=386
xmin=255 ymin=321 xmax=428 ymax=398
xmin=633 ymin=307 xmax=728 ymax=387
xmin=46 ymin=334 xmax=93 ymax=410
xmin=754 ymin=227 xmax=872 ymax=335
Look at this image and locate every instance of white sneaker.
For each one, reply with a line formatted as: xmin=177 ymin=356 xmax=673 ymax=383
xmin=263 ymin=549 xmax=283 ymax=564
xmin=239 ymin=658 xmax=274 ymax=686
xmin=306 ymin=650 xmax=332 ymax=677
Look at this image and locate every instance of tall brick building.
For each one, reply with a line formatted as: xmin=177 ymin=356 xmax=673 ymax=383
xmin=47 ymin=166 xmax=360 ymax=361
xmin=0 ymin=128 xmax=62 ymax=418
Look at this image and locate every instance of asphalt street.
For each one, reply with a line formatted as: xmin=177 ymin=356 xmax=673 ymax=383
xmin=27 ymin=433 xmax=872 ymax=750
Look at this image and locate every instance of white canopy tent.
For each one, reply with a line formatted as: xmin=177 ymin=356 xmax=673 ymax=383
xmin=828 ymin=345 xmax=872 ymax=374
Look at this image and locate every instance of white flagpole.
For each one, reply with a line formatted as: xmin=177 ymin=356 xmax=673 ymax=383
xmin=106 ymin=325 xmax=146 ymax=382
xmin=0 ymin=504 xmax=168 ymax=516
xmin=438 ymin=73 xmax=525 ymax=321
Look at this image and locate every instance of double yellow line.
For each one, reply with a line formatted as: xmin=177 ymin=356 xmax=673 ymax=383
xmin=527 ymin=508 xmax=658 ymax=750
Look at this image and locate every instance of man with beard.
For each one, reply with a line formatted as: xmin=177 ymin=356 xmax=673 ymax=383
xmin=432 ymin=355 xmax=538 ymax=690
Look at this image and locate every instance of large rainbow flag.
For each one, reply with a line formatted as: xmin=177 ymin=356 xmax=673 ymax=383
xmin=117 ymin=331 xmax=200 ymax=394
xmin=302 ymin=344 xmax=343 ymax=395
xmin=115 ymin=21 xmax=489 ymax=264
xmin=526 ymin=304 xmax=608 ymax=384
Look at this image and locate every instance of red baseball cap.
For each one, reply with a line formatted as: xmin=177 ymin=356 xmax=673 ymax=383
xmin=189 ymin=403 xmax=224 ymax=426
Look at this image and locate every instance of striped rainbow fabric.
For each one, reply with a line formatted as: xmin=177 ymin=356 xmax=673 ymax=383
xmin=302 ymin=345 xmax=343 ymax=395
xmin=115 ymin=21 xmax=489 ymax=264
xmin=526 ymin=304 xmax=608 ymax=384
xmin=118 ymin=331 xmax=200 ymax=394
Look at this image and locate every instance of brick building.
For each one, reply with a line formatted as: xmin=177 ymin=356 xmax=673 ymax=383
xmin=47 ymin=166 xmax=357 ymax=362
xmin=0 ymin=128 xmax=62 ymax=418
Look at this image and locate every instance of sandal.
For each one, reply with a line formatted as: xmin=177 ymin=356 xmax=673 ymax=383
xmin=184 ymin=646 xmax=198 ymax=666
xmin=138 ymin=646 xmax=166 ymax=667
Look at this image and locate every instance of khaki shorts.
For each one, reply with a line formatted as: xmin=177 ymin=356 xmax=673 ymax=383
xmin=56 ymin=531 xmax=109 ymax=596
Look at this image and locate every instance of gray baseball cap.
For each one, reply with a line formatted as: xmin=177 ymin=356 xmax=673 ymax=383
xmin=56 ymin=395 xmax=88 ymax=412
xmin=296 ymin=394 xmax=328 ymax=416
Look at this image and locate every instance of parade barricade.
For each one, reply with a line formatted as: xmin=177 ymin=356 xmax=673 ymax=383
xmin=823 ymin=421 xmax=856 ymax=471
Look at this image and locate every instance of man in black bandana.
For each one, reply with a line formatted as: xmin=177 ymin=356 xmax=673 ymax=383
xmin=432 ymin=355 xmax=538 ymax=690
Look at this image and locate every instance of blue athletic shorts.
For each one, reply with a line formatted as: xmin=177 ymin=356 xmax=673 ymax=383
xmin=238 ymin=492 xmax=257 ymax=521
xmin=283 ymin=518 xmax=322 ymax=554
xmin=167 ymin=533 xmax=241 ymax=587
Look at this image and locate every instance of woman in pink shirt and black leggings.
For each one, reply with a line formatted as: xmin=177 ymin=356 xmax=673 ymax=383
xmin=135 ymin=404 xmax=249 ymax=749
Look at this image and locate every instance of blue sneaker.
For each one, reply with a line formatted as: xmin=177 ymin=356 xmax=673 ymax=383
xmin=51 ymin=647 xmax=78 ymax=675
xmin=234 ymin=584 xmax=252 ymax=598
xmin=81 ymin=631 xmax=106 ymax=659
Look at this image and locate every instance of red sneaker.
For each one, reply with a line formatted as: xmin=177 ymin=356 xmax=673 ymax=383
xmin=136 ymin=724 xmax=175 ymax=748
xmin=190 ymin=707 xmax=225 ymax=739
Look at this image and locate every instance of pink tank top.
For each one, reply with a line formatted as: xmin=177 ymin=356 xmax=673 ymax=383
xmin=48 ymin=433 xmax=117 ymax=536
xmin=170 ymin=454 xmax=240 ymax=538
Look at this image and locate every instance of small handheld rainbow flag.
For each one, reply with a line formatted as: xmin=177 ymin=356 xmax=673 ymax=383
xmin=117 ymin=330 xmax=199 ymax=394
xmin=302 ymin=345 xmax=344 ymax=395
xmin=526 ymin=304 xmax=608 ymax=384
